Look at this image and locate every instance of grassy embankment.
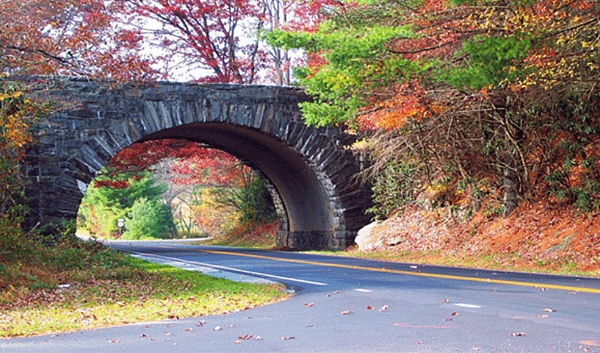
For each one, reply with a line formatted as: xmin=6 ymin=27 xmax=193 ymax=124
xmin=317 ymin=202 xmax=600 ymax=278
xmin=0 ymin=227 xmax=290 ymax=338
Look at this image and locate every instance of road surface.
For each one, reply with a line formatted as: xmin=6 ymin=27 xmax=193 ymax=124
xmin=2 ymin=241 xmax=600 ymax=352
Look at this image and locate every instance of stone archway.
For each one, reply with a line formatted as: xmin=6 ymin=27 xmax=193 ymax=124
xmin=22 ymin=77 xmax=372 ymax=250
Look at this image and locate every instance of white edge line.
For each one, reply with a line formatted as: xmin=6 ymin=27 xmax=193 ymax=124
xmin=128 ymin=250 xmax=328 ymax=286
xmin=453 ymin=303 xmax=482 ymax=308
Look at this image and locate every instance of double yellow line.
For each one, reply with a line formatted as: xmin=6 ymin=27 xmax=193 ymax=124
xmin=144 ymin=244 xmax=600 ymax=294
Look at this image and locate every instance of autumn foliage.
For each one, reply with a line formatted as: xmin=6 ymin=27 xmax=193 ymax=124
xmin=97 ymin=139 xmax=248 ymax=189
xmin=121 ymin=0 xmax=336 ymax=83
xmin=271 ymin=0 xmax=600 ymax=217
xmin=0 ymin=0 xmax=157 ymax=81
xmin=81 ymin=139 xmax=275 ymax=239
xmin=0 ymin=83 xmax=49 ymax=218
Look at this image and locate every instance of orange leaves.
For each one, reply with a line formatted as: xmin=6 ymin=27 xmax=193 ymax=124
xmin=0 ymin=84 xmax=41 ymax=214
xmin=357 ymin=81 xmax=446 ymax=130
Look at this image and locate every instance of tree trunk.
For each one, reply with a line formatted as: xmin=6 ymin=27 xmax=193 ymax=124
xmin=502 ymin=167 xmax=518 ymax=217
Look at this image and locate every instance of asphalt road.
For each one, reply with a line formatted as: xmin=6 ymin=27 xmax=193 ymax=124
xmin=2 ymin=241 xmax=600 ymax=352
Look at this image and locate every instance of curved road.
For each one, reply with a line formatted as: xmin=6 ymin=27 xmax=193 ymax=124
xmin=3 ymin=241 xmax=600 ymax=352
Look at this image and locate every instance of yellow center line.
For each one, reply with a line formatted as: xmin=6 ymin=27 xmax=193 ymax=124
xmin=139 ymin=244 xmax=600 ymax=294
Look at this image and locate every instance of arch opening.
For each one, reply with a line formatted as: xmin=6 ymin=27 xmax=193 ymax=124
xmin=76 ymin=139 xmax=280 ymax=243
xmin=139 ymin=122 xmax=338 ymax=246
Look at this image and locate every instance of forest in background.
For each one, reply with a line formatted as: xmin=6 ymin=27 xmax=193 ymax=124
xmin=76 ymin=140 xmax=276 ymax=241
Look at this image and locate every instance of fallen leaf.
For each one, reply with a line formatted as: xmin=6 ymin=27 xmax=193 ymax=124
xmin=578 ymin=340 xmax=600 ymax=347
xmin=510 ymin=332 xmax=527 ymax=337
xmin=341 ymin=310 xmax=352 ymax=315
xmin=282 ymin=336 xmax=295 ymax=340
xmin=304 ymin=303 xmax=314 ymax=307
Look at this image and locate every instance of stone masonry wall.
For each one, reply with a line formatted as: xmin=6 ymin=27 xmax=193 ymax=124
xmin=17 ymin=77 xmax=372 ymax=251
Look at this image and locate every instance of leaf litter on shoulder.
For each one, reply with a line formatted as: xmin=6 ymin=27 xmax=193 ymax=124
xmin=0 ymin=256 xmax=290 ymax=338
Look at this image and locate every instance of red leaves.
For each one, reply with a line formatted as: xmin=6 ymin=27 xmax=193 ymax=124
xmin=98 ymin=139 xmax=247 ymax=190
xmin=0 ymin=0 xmax=157 ymax=81
xmin=93 ymin=179 xmax=130 ymax=189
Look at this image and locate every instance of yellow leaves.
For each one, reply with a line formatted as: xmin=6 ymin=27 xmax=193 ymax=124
xmin=0 ymin=91 xmax=23 ymax=101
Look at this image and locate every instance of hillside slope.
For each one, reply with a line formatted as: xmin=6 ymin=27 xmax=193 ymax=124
xmin=352 ymin=202 xmax=600 ymax=276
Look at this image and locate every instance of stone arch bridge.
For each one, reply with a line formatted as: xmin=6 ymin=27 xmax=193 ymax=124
xmin=20 ymin=77 xmax=372 ymax=251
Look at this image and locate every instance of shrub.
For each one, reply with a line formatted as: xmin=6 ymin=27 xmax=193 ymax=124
xmin=122 ymin=197 xmax=176 ymax=240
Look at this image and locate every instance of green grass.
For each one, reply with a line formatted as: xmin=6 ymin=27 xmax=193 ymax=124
xmin=0 ymin=256 xmax=289 ymax=338
xmin=0 ymin=224 xmax=290 ymax=338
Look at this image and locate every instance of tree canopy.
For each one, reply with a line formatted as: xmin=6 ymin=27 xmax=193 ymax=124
xmin=268 ymin=0 xmax=600 ymax=216
xmin=0 ymin=0 xmax=157 ymax=80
